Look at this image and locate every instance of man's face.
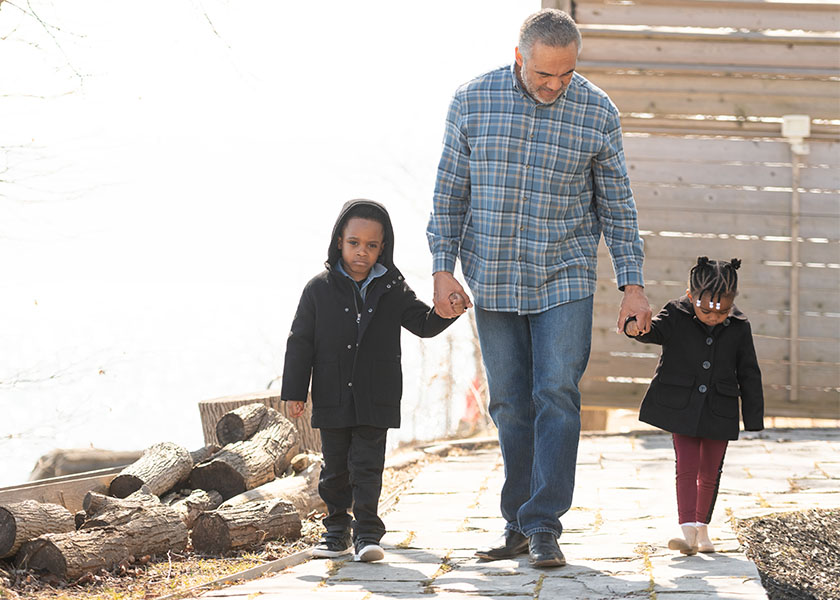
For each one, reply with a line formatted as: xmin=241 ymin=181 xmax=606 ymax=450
xmin=515 ymin=41 xmax=577 ymax=105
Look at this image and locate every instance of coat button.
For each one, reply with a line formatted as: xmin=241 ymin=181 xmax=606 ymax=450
xmin=706 ymin=337 xmax=713 ymax=345
xmin=702 ymin=361 xmax=711 ymax=369
xmin=698 ymin=384 xmax=707 ymax=393
xmin=347 ymin=382 xmax=353 ymax=387
xmin=345 ymin=307 xmax=350 ymax=312
xmin=347 ymin=344 xmax=352 ymax=349
xmin=724 ymin=318 xmax=731 ymax=326
xmin=386 ymin=284 xmax=391 ymax=289
xmin=368 ymin=308 xmax=373 ymax=313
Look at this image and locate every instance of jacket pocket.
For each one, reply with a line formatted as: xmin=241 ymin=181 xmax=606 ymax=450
xmin=652 ymin=373 xmax=694 ymax=409
xmin=311 ymin=361 xmax=340 ymax=407
xmin=372 ymin=355 xmax=402 ymax=407
xmin=711 ymin=381 xmax=740 ymax=418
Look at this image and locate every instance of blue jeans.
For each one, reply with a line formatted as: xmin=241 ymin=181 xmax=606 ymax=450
xmin=475 ymin=296 xmax=593 ymax=538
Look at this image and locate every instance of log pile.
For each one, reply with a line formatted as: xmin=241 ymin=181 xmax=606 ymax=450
xmin=2 ymin=402 xmax=318 ymax=580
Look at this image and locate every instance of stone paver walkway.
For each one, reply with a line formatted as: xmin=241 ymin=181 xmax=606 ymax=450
xmin=190 ymin=428 xmax=840 ymax=599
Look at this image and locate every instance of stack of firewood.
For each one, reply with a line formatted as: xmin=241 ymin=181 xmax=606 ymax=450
xmin=0 ymin=404 xmax=325 ymax=581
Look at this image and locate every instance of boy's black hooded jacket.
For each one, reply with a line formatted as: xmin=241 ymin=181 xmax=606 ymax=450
xmin=280 ymin=199 xmax=455 ymax=429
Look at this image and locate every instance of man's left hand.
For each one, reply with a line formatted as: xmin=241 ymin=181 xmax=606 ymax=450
xmin=617 ymin=285 xmax=652 ymax=334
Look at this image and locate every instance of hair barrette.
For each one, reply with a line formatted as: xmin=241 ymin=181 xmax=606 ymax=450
xmin=696 ymin=299 xmax=702 ymax=307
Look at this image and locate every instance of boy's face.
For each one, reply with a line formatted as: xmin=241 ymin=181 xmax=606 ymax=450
xmin=338 ymin=217 xmax=385 ymax=281
xmin=688 ymin=290 xmax=734 ymax=327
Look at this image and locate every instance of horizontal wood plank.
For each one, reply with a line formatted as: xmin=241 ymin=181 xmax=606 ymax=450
xmin=575 ymin=0 xmax=840 ymax=32
xmin=0 ymin=467 xmax=121 ymax=513
xmin=627 ymin=159 xmax=840 ymax=191
xmin=630 ymin=184 xmax=840 ymax=219
xmin=618 ymin=116 xmax=840 ymax=139
xmin=635 ymin=210 xmax=840 ymax=241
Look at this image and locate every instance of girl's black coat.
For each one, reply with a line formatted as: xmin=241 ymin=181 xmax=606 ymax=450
xmin=627 ymin=297 xmax=764 ymax=440
xmin=280 ymin=200 xmax=455 ymax=429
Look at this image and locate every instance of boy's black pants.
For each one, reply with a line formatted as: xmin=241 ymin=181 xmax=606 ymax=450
xmin=319 ymin=425 xmax=387 ymax=544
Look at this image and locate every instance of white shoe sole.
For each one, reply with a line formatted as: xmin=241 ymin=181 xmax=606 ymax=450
xmin=312 ymin=546 xmax=352 ymax=558
xmin=354 ymin=544 xmax=385 ymax=562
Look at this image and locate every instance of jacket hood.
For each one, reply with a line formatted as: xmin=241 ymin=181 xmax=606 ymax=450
xmin=327 ymin=199 xmax=396 ymax=270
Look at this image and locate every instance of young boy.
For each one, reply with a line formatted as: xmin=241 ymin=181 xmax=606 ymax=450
xmin=281 ymin=199 xmax=463 ymax=562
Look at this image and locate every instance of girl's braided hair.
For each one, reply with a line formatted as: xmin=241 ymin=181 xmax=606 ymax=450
xmin=689 ymin=256 xmax=742 ymax=300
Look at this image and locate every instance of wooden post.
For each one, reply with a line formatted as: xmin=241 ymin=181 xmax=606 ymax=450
xmin=198 ymin=390 xmax=321 ymax=453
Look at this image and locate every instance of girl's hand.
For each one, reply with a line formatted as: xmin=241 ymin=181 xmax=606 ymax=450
xmin=624 ymin=318 xmax=640 ymax=336
xmin=287 ymin=400 xmax=306 ymax=418
xmin=449 ymin=292 xmax=468 ymax=316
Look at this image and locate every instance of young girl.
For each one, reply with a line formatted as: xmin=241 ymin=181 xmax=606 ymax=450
xmin=280 ymin=199 xmax=463 ymax=562
xmin=625 ymin=257 xmax=764 ymax=555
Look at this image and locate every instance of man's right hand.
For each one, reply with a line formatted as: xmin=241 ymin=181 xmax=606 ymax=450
xmin=433 ymin=271 xmax=473 ymax=318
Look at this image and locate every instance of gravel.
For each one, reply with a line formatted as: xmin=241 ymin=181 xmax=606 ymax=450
xmin=734 ymin=508 xmax=840 ymax=600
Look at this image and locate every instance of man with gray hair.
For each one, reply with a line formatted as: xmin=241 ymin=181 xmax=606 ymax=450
xmin=427 ymin=8 xmax=652 ymax=568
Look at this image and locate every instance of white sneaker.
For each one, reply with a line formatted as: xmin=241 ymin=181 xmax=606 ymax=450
xmin=354 ymin=542 xmax=385 ymax=562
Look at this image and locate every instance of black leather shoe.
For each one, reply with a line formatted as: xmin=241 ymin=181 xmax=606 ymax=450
xmin=528 ymin=532 xmax=566 ymax=568
xmin=475 ymin=530 xmax=529 ymax=560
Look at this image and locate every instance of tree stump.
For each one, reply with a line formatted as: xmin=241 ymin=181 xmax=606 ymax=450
xmin=219 ymin=461 xmax=324 ymax=518
xmin=16 ymin=502 xmax=187 ymax=580
xmin=190 ymin=409 xmax=299 ymax=500
xmin=191 ymin=499 xmax=301 ymax=555
xmin=216 ymin=403 xmax=267 ymax=446
xmin=109 ymin=442 xmax=193 ymax=499
xmin=0 ymin=500 xmax=75 ymax=559
xmin=198 ymin=390 xmax=321 ymax=453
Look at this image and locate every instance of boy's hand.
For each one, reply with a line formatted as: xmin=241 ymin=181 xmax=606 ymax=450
xmin=449 ymin=292 xmax=467 ymax=316
xmin=287 ymin=400 xmax=305 ymax=418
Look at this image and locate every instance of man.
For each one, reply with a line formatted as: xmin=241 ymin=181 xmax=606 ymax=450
xmin=427 ymin=9 xmax=652 ymax=568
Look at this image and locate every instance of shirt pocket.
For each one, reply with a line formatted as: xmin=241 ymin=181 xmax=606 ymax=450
xmin=311 ymin=360 xmax=340 ymax=407
xmin=711 ymin=381 xmax=740 ymax=418
xmin=652 ymin=373 xmax=694 ymax=410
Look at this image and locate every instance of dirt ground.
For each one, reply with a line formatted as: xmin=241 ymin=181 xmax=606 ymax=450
xmin=734 ymin=508 xmax=840 ymax=600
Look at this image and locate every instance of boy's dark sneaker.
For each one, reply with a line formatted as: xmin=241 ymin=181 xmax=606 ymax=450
xmin=353 ymin=540 xmax=385 ymax=562
xmin=312 ymin=533 xmax=352 ymax=558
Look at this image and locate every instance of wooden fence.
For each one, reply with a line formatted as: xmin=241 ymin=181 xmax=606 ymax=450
xmin=545 ymin=0 xmax=840 ymax=418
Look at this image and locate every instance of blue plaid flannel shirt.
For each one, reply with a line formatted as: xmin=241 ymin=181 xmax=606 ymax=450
xmin=427 ymin=64 xmax=645 ymax=314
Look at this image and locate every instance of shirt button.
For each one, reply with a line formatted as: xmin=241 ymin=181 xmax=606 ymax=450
xmin=706 ymin=337 xmax=713 ymax=345
xmin=520 ymin=225 xmax=525 ymax=231
xmin=702 ymin=361 xmax=711 ymax=369
xmin=525 ymin=165 xmax=530 ymax=169
xmin=698 ymin=384 xmax=707 ymax=393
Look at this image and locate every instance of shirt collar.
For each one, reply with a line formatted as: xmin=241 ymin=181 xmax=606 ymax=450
xmin=337 ymin=261 xmax=387 ymax=297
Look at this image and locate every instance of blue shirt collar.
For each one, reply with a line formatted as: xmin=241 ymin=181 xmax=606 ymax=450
xmin=337 ymin=261 xmax=387 ymax=299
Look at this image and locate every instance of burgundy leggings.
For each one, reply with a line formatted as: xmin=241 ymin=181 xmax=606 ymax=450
xmin=672 ymin=433 xmax=728 ymax=524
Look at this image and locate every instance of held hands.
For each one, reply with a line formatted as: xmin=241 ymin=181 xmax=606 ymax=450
xmin=624 ymin=317 xmax=640 ymax=337
xmin=287 ymin=400 xmax=306 ymax=418
xmin=616 ymin=285 xmax=652 ymax=335
xmin=433 ymin=271 xmax=473 ymax=319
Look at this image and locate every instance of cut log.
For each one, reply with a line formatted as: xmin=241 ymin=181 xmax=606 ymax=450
xmin=81 ymin=488 xmax=159 ymax=529
xmin=191 ymin=499 xmax=301 ymax=555
xmin=170 ymin=489 xmax=222 ymax=528
xmin=16 ymin=502 xmax=188 ymax=580
xmin=189 ymin=445 xmax=220 ymax=466
xmin=0 ymin=500 xmax=75 ymax=559
xmin=189 ymin=409 xmax=299 ymax=500
xmin=109 ymin=442 xmax=192 ymax=499
xmin=219 ymin=461 xmax=324 ymax=518
xmin=28 ymin=448 xmax=143 ymax=482
xmin=216 ymin=403 xmax=267 ymax=445
xmin=198 ymin=390 xmax=321 ymax=453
